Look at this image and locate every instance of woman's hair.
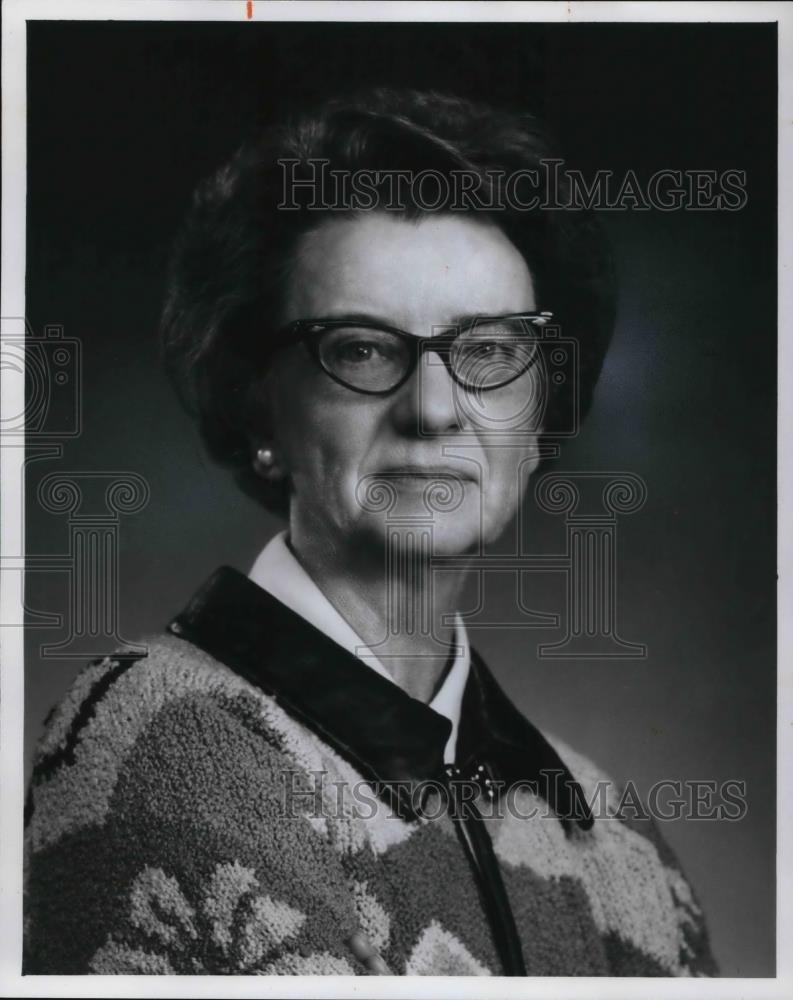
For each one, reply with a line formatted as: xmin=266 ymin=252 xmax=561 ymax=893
xmin=160 ymin=88 xmax=616 ymax=518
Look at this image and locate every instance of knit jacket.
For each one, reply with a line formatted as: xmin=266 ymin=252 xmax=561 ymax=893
xmin=24 ymin=565 xmax=717 ymax=976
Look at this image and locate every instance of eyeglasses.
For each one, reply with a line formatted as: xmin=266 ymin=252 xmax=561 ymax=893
xmin=269 ymin=312 xmax=553 ymax=395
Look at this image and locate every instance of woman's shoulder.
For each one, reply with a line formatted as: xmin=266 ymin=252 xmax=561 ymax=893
xmin=533 ymin=731 xmax=718 ymax=976
xmin=24 ymin=634 xmax=364 ymax=974
xmin=540 ymin=729 xmax=691 ymax=859
xmin=30 ymin=633 xmax=274 ymax=770
xmin=26 ymin=632 xmax=333 ymax=852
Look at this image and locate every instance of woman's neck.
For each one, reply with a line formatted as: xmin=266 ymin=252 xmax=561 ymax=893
xmin=287 ymin=519 xmax=469 ymax=703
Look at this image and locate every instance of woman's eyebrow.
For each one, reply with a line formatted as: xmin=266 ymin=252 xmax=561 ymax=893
xmin=309 ymin=310 xmax=524 ymax=330
xmin=446 ymin=310 xmax=531 ymax=327
xmin=448 ymin=312 xmax=499 ymax=326
xmin=314 ymin=310 xmax=398 ymax=327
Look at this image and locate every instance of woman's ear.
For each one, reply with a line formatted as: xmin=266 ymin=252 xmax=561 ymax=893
xmin=252 ymin=442 xmax=286 ymax=481
xmin=243 ymin=372 xmax=287 ymax=482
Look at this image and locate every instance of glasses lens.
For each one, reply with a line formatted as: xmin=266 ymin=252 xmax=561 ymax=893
xmin=452 ymin=318 xmax=539 ymax=390
xmin=318 ymin=326 xmax=412 ymax=392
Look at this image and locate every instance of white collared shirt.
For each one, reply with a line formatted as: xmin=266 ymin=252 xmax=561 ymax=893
xmin=248 ymin=530 xmax=470 ymax=763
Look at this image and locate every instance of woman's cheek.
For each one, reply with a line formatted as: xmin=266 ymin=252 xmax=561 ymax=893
xmin=313 ymin=438 xmax=363 ymax=519
xmin=482 ymin=455 xmax=530 ymax=531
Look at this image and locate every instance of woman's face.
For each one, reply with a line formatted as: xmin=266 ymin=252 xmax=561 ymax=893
xmin=263 ymin=212 xmax=543 ymax=555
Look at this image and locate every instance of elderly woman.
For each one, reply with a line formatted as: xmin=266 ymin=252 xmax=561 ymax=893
xmin=24 ymin=89 xmax=715 ymax=976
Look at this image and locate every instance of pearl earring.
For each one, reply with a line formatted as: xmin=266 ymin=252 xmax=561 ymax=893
xmin=256 ymin=446 xmax=275 ymax=469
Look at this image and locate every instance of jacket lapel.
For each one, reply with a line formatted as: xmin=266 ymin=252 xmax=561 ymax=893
xmin=169 ymin=566 xmax=592 ymax=830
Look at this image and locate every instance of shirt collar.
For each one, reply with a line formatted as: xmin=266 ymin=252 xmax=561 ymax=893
xmin=248 ymin=530 xmax=469 ymax=763
xmin=168 ymin=565 xmax=593 ymax=830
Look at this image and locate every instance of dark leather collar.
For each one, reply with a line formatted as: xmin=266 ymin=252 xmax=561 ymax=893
xmin=168 ymin=566 xmax=592 ymax=831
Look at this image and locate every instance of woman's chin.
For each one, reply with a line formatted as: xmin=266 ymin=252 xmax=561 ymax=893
xmin=337 ymin=479 xmax=495 ymax=555
xmin=424 ymin=518 xmax=483 ymax=555
xmin=350 ymin=507 xmax=484 ymax=557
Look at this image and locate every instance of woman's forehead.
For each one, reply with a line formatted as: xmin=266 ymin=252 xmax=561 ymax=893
xmin=283 ymin=212 xmax=536 ymax=330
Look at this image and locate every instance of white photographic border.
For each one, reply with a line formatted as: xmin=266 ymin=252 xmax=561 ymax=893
xmin=2 ymin=2 xmax=789 ymax=997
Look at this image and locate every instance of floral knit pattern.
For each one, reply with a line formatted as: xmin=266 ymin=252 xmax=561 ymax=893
xmin=24 ymin=635 xmax=717 ymax=976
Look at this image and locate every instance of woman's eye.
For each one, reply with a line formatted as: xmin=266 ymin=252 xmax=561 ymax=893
xmin=324 ymin=329 xmax=404 ymax=367
xmin=335 ymin=340 xmax=382 ymax=364
xmin=470 ymin=340 xmax=517 ymax=359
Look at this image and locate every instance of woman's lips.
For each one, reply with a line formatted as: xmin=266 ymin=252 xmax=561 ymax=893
xmin=376 ymin=466 xmax=478 ymax=482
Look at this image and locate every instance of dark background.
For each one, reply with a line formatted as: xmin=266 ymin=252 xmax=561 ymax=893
xmin=24 ymin=21 xmax=776 ymax=976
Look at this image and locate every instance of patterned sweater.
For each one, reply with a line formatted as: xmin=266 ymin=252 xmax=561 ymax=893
xmin=24 ymin=566 xmax=717 ymax=976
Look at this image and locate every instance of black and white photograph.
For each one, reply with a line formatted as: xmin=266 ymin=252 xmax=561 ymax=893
xmin=1 ymin=1 xmax=788 ymax=995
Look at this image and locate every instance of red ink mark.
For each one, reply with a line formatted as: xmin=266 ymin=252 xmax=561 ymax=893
xmin=246 ymin=0 xmax=253 ymax=19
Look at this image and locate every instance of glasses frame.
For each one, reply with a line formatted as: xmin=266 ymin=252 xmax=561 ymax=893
xmin=269 ymin=311 xmax=554 ymax=396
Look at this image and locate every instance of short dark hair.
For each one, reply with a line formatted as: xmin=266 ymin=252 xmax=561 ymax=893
xmin=160 ymin=88 xmax=616 ymax=518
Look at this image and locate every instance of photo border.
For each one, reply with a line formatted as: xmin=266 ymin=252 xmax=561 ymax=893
xmin=2 ymin=2 xmax=789 ymax=997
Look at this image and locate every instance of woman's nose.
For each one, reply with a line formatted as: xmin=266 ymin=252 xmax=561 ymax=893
xmin=394 ymin=347 xmax=462 ymax=434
